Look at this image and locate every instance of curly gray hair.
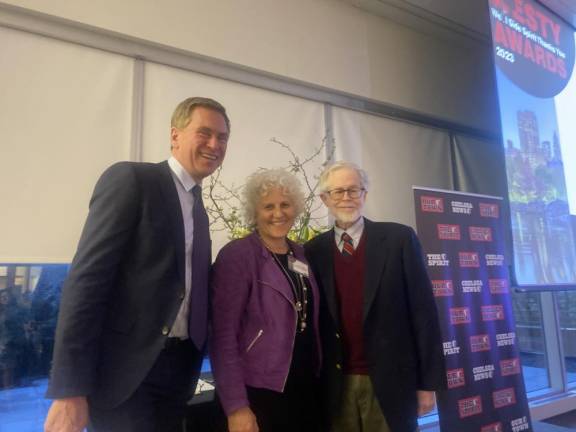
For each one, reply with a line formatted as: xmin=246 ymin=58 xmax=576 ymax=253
xmin=243 ymin=168 xmax=305 ymax=227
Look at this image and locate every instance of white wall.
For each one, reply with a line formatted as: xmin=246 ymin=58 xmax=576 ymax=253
xmin=0 ymin=0 xmax=498 ymax=133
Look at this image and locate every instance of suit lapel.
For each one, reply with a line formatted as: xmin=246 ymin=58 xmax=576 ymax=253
xmin=363 ymin=219 xmax=387 ymax=323
xmin=157 ymin=161 xmax=185 ymax=282
xmin=314 ymin=230 xmax=340 ymax=328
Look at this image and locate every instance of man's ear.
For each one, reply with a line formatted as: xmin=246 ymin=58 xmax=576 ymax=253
xmin=320 ymin=193 xmax=329 ymax=206
xmin=170 ymin=127 xmax=179 ymax=149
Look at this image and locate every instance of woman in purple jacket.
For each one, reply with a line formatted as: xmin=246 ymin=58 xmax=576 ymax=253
xmin=210 ymin=168 xmax=322 ymax=432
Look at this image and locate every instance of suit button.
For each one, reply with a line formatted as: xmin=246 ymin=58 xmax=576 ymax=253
xmin=335 ymin=332 xmax=340 ymax=339
xmin=336 ymin=363 xmax=342 ymax=370
xmin=161 ymin=326 xmax=170 ymax=335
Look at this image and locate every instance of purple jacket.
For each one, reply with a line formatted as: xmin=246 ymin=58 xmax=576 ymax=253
xmin=210 ymin=232 xmax=322 ymax=416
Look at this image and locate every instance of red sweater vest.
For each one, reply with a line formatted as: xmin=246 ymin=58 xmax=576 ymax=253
xmin=334 ymin=232 xmax=368 ymax=374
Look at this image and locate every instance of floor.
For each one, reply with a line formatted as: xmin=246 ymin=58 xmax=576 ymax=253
xmin=0 ymin=358 xmax=213 ymax=432
xmin=0 ymin=380 xmax=50 ymax=432
xmin=542 ymin=410 xmax=576 ymax=429
xmin=423 ymin=422 xmax=575 ymax=431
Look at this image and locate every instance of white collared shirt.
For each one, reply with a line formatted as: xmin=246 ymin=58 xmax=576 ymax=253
xmin=167 ymin=156 xmax=199 ymax=339
xmin=333 ymin=217 xmax=365 ymax=252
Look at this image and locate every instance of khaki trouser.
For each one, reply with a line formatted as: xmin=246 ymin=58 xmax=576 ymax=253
xmin=331 ymin=375 xmax=391 ymax=432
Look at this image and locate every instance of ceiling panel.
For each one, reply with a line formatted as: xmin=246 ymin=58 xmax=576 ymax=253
xmin=539 ymin=0 xmax=576 ymax=28
xmin=346 ymin=0 xmax=575 ymax=42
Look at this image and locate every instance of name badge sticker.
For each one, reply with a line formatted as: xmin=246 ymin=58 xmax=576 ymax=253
xmin=288 ymin=257 xmax=309 ymax=277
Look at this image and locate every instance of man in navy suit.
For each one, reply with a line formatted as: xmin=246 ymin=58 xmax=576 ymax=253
xmin=305 ymin=161 xmax=445 ymax=432
xmin=44 ymin=97 xmax=230 ymax=432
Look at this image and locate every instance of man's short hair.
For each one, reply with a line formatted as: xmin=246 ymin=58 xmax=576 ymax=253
xmin=171 ymin=97 xmax=231 ymax=131
xmin=319 ymin=161 xmax=370 ymax=193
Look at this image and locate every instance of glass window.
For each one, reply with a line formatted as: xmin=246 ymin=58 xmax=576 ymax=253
xmin=511 ymin=290 xmax=550 ymax=392
xmin=554 ymin=291 xmax=576 ymax=385
xmin=0 ymin=263 xmax=217 ymax=431
xmin=0 ymin=264 xmax=68 ymax=431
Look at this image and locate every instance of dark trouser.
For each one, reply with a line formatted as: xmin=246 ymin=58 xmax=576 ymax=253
xmin=246 ymin=375 xmax=321 ymax=432
xmin=89 ymin=339 xmax=203 ymax=432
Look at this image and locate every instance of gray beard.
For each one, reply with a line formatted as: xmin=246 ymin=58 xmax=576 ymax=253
xmin=333 ymin=210 xmax=361 ymax=227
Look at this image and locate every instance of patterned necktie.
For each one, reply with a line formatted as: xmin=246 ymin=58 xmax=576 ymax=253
xmin=189 ymin=185 xmax=210 ymax=350
xmin=341 ymin=232 xmax=355 ymax=256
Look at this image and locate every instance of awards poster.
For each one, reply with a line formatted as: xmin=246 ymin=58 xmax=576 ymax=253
xmin=488 ymin=0 xmax=576 ymax=287
xmin=413 ymin=187 xmax=532 ymax=432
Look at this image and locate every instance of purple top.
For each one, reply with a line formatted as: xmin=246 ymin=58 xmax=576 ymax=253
xmin=209 ymin=232 xmax=322 ymax=416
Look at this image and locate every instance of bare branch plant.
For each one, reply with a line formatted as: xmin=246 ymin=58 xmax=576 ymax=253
xmin=204 ymin=138 xmax=334 ymax=243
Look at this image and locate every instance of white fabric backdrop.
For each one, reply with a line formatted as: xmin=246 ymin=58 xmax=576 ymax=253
xmin=0 ymin=29 xmax=475 ymax=262
xmin=0 ymin=27 xmax=133 ymax=262
xmin=332 ymin=107 xmax=454 ymax=228
xmin=142 ymin=63 xmax=328 ymax=254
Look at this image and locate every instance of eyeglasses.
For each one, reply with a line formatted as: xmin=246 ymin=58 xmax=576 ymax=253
xmin=325 ymin=187 xmax=366 ymax=200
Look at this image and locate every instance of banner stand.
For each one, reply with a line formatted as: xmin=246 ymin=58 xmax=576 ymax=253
xmin=414 ymin=187 xmax=532 ymax=432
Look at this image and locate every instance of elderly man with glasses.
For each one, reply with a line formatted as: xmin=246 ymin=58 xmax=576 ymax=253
xmin=305 ymin=161 xmax=446 ymax=432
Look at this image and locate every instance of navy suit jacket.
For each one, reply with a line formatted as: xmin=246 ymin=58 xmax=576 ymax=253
xmin=305 ymin=218 xmax=446 ymax=432
xmin=47 ymin=161 xmax=203 ymax=409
